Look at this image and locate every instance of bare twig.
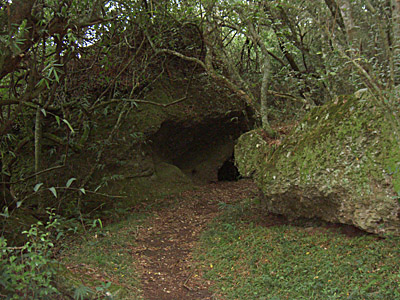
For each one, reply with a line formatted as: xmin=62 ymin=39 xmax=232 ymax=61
xmin=0 ymin=165 xmax=65 ymax=185
xmin=268 ymin=90 xmax=307 ymax=103
xmin=5 ymin=246 xmax=24 ymax=250
xmin=53 ymin=186 xmax=127 ymax=198
xmin=134 ymin=97 xmax=188 ymax=107
xmin=145 ymin=30 xmax=258 ymax=111
xmin=81 ymin=103 xmax=131 ymax=188
xmin=95 ymin=96 xmax=187 ymax=109
xmin=183 ymin=270 xmax=195 ymax=286
xmin=91 ymin=37 xmax=146 ymax=110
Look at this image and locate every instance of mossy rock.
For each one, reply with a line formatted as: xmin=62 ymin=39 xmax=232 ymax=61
xmin=104 ymin=162 xmax=194 ymax=209
xmin=235 ymin=96 xmax=400 ymax=236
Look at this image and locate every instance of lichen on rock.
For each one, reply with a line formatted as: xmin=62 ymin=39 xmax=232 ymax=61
xmin=235 ymin=96 xmax=400 ymax=236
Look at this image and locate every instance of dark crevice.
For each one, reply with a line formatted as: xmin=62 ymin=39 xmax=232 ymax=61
xmin=217 ymin=154 xmax=241 ymax=181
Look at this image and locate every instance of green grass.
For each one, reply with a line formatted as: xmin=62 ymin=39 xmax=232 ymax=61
xmin=196 ymin=199 xmax=400 ymax=300
xmin=57 ymin=213 xmax=149 ymax=299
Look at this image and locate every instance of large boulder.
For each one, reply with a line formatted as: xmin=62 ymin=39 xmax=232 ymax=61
xmin=235 ymin=96 xmax=400 ymax=236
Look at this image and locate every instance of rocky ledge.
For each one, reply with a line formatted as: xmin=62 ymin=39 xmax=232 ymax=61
xmin=235 ymin=96 xmax=400 ymax=236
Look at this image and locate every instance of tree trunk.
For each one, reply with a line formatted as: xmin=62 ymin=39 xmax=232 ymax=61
xmin=260 ymin=56 xmax=274 ymax=136
xmin=324 ymin=0 xmax=346 ymax=33
xmin=202 ymin=7 xmax=260 ymax=116
xmin=246 ymin=22 xmax=276 ymax=135
xmin=337 ymin=0 xmax=358 ymax=50
xmin=34 ymin=104 xmax=42 ymax=183
xmin=392 ymin=0 xmax=400 ymax=85
xmin=0 ymin=159 xmax=12 ymax=207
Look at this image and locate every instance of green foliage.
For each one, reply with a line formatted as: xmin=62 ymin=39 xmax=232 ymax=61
xmin=2 ymin=4 xmax=400 ymax=297
xmin=196 ymin=198 xmax=400 ymax=299
xmin=0 ymin=210 xmax=61 ymax=299
xmin=73 ymin=281 xmax=113 ymax=300
xmin=59 ymin=214 xmax=148 ymax=299
xmin=74 ymin=284 xmax=94 ymax=300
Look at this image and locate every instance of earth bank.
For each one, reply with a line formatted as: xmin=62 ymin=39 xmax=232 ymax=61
xmin=38 ymin=74 xmax=254 ymax=214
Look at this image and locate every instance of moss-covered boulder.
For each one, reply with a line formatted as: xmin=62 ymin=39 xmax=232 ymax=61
xmin=235 ymin=96 xmax=400 ymax=236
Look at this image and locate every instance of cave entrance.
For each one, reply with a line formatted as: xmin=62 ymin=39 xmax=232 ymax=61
xmin=151 ymin=111 xmax=250 ymax=183
xmin=217 ymin=155 xmax=241 ymax=181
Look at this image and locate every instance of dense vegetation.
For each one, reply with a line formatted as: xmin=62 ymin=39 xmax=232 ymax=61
xmin=1 ymin=0 xmax=400 ymax=298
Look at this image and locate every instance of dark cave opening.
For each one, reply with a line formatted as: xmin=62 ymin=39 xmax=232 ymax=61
xmin=151 ymin=111 xmax=251 ymax=182
xmin=217 ymin=155 xmax=241 ymax=181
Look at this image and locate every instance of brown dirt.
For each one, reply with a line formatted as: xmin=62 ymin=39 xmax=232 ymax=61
xmin=130 ymin=179 xmax=258 ymax=300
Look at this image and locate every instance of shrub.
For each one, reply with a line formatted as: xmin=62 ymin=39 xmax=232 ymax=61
xmin=0 ymin=210 xmax=60 ymax=299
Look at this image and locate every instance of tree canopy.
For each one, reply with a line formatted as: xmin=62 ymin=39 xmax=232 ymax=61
xmin=1 ymin=0 xmax=399 ymax=216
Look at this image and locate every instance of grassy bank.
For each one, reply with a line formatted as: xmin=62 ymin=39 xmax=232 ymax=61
xmin=57 ymin=213 xmax=149 ymax=299
xmin=196 ymin=198 xmax=400 ymax=300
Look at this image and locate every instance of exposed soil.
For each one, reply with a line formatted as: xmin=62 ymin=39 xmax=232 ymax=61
xmin=131 ymin=179 xmax=258 ymax=300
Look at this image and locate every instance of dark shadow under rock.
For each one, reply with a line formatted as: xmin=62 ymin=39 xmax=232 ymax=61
xmin=217 ymin=156 xmax=241 ymax=181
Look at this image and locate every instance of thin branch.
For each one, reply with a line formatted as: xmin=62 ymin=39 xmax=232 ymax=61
xmin=268 ymin=90 xmax=307 ymax=103
xmin=267 ymin=51 xmax=286 ymax=67
xmin=78 ymin=17 xmax=117 ymax=29
xmin=146 ymin=29 xmax=258 ymax=113
xmin=43 ymin=133 xmax=82 ymax=153
xmin=5 ymin=246 xmax=24 ymax=251
xmin=1 ymin=165 xmax=65 ymax=185
xmin=81 ymin=103 xmax=131 ymax=188
xmin=135 ymin=97 xmax=188 ymax=107
xmin=91 ymin=36 xmax=146 ymax=109
xmin=0 ymin=99 xmax=35 ymax=109
xmin=55 ymin=187 xmax=127 ymax=199
xmin=223 ymin=30 xmax=238 ymax=47
xmin=156 ymin=48 xmax=207 ymax=69
xmin=16 ymin=184 xmax=126 ymax=206
xmin=95 ymin=96 xmax=187 ymax=109
xmin=338 ymin=50 xmax=382 ymax=96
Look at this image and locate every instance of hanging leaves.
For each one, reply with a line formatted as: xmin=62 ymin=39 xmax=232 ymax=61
xmin=49 ymin=187 xmax=58 ymax=198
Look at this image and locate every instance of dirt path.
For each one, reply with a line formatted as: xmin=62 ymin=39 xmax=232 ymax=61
xmin=131 ymin=180 xmax=257 ymax=300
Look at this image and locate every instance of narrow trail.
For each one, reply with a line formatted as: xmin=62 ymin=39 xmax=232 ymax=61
xmin=131 ymin=179 xmax=257 ymax=300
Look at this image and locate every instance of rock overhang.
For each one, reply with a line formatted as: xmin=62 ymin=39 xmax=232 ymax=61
xmin=235 ymin=96 xmax=400 ymax=236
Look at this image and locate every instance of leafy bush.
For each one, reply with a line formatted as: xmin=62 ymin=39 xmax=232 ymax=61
xmin=0 ymin=210 xmax=60 ymax=299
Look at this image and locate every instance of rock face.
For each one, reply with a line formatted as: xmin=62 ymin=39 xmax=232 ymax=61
xmin=235 ymin=96 xmax=400 ymax=236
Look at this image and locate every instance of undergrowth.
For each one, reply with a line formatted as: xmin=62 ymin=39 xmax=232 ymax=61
xmin=0 ymin=209 xmax=60 ymax=299
xmin=196 ymin=198 xmax=400 ymax=300
xmin=58 ymin=213 xmax=149 ymax=299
